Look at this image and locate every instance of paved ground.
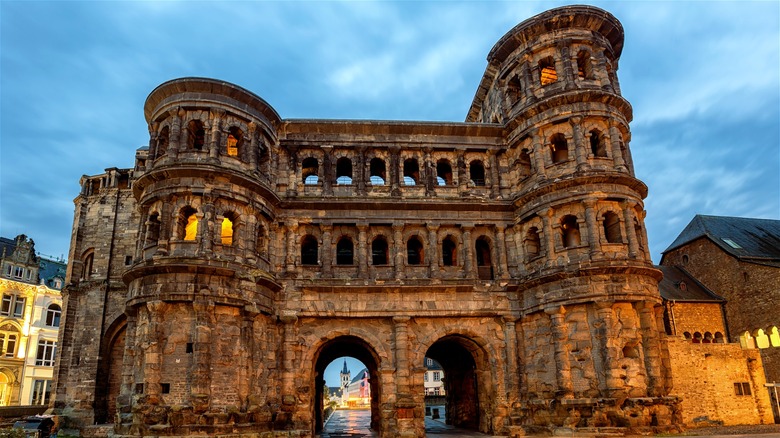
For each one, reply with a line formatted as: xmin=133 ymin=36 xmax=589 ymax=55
xmin=320 ymin=409 xmax=780 ymax=437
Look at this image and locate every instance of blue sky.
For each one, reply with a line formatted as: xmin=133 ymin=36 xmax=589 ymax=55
xmin=1 ymin=1 xmax=778 ymax=264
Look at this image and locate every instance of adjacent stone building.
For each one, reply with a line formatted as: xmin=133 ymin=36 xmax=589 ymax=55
xmin=51 ymin=5 xmax=774 ymax=437
xmin=660 ymin=215 xmax=780 ymax=423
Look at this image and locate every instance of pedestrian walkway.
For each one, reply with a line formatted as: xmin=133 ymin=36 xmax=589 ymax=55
xmin=320 ymin=409 xmax=487 ymax=438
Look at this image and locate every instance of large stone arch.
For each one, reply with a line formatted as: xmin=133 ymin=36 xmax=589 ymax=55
xmin=412 ymin=322 xmax=506 ymax=435
xmin=95 ymin=313 xmax=127 ymax=424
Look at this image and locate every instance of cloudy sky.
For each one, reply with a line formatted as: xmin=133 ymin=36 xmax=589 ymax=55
xmin=2 ymin=1 xmax=778 ymax=268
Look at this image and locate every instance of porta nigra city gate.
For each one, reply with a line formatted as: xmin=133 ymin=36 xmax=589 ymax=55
xmin=53 ymin=6 xmax=682 ymax=437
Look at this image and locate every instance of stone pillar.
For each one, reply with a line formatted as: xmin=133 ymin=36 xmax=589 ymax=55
xmin=427 ymin=224 xmax=439 ymax=278
xmin=142 ymin=301 xmax=165 ymax=402
xmin=357 ymin=223 xmax=369 ymax=279
xmin=637 ymin=301 xmax=664 ymax=397
xmin=357 ymin=147 xmax=367 ymax=196
xmin=488 ymin=150 xmax=500 ymax=198
xmin=621 ymin=201 xmax=639 ymax=259
xmin=595 ymin=301 xmax=622 ymax=397
xmin=559 ymin=41 xmax=576 ymax=89
xmin=545 ymin=306 xmax=574 ymax=398
xmin=198 ymin=207 xmax=210 ymax=256
xmin=531 ymin=129 xmax=547 ymax=179
xmin=496 ymin=225 xmax=509 ymax=280
xmin=248 ymin=122 xmax=258 ymax=170
xmin=208 ymin=110 xmax=224 ymax=159
xmin=609 ymin=122 xmax=627 ymax=171
xmin=285 ymin=221 xmax=299 ymax=273
xmin=503 ymin=315 xmax=520 ymax=403
xmin=118 ymin=309 xmax=138 ymax=422
xmin=322 ymin=146 xmax=333 ymax=196
xmin=287 ymin=146 xmax=299 ymax=197
xmin=457 ymin=150 xmax=468 ymax=196
xmin=393 ymin=223 xmax=404 ymax=279
xmin=280 ymin=312 xmax=298 ymax=410
xmin=570 ymin=116 xmax=588 ymax=170
xmin=462 ymin=226 xmax=474 ymax=279
xmin=191 ymin=300 xmax=213 ymax=408
xmin=541 ymin=208 xmax=556 ymax=262
xmin=170 ymin=108 xmax=183 ymax=158
xmin=390 ymin=146 xmax=401 ymax=197
xmin=146 ymin=125 xmax=158 ymax=171
xmin=583 ymin=198 xmax=601 ymax=256
xmin=393 ymin=316 xmax=411 ymax=396
xmin=321 ymin=224 xmax=333 ymax=278
xmin=424 ymin=148 xmax=435 ymax=197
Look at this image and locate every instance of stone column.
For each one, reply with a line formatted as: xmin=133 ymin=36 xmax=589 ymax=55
xmin=531 ymin=129 xmax=547 ymax=179
xmin=541 ymin=208 xmax=556 ymax=262
xmin=248 ymin=122 xmax=258 ymax=170
xmin=321 ymin=224 xmax=333 ymax=278
xmin=393 ymin=223 xmax=404 ymax=279
xmin=357 ymin=147 xmax=367 ymax=196
xmin=503 ymin=315 xmax=520 ymax=403
xmin=462 ymin=226 xmax=474 ymax=279
xmin=280 ymin=312 xmax=298 ymax=409
xmin=545 ymin=306 xmax=574 ymax=398
xmin=570 ymin=116 xmax=588 ymax=170
xmin=170 ymin=108 xmax=183 ymax=158
xmin=146 ymin=125 xmax=158 ymax=171
xmin=357 ymin=223 xmax=369 ymax=279
xmin=427 ymin=224 xmax=439 ymax=278
xmin=595 ymin=301 xmax=622 ymax=397
xmin=559 ymin=41 xmax=576 ymax=89
xmin=322 ymin=146 xmax=333 ymax=196
xmin=142 ymin=301 xmax=165 ymax=403
xmin=496 ymin=225 xmax=509 ymax=280
xmin=285 ymin=221 xmax=299 ymax=273
xmin=287 ymin=146 xmax=299 ymax=197
xmin=513 ymin=224 xmax=526 ymax=275
xmin=621 ymin=201 xmax=639 ymax=259
xmin=457 ymin=150 xmax=468 ymax=196
xmin=191 ymin=300 xmax=214 ymax=408
xmin=608 ymin=122 xmax=627 ymax=171
xmin=424 ymin=148 xmax=435 ymax=197
xmin=118 ymin=309 xmax=138 ymax=420
xmin=393 ymin=316 xmax=411 ymax=396
xmin=637 ymin=301 xmax=664 ymax=396
xmin=208 ymin=110 xmax=224 ymax=159
xmin=583 ymin=198 xmax=601 ymax=256
xmin=521 ymin=57 xmax=536 ymax=103
xmin=488 ymin=150 xmax=500 ymax=198
xmin=390 ymin=146 xmax=401 ymax=197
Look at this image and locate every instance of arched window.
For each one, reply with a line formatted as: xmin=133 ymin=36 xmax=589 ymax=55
xmin=0 ymin=324 xmax=19 ymax=358
xmin=45 ymin=304 xmax=61 ymax=327
xmin=157 ymin=126 xmax=169 ymax=156
xmin=81 ymin=250 xmax=94 ymax=280
xmin=187 ymin=120 xmax=205 ymax=151
xmin=371 ymin=237 xmax=389 ymax=265
xmin=703 ymin=332 xmax=713 ymax=344
xmin=525 ymin=227 xmax=541 ymax=258
xmin=407 ymin=237 xmax=424 ymax=265
xmin=179 ymin=207 xmax=198 ymax=241
xmin=145 ymin=213 xmax=161 ymax=246
xmin=577 ymin=50 xmax=593 ymax=80
xmin=770 ymin=326 xmax=780 ymax=347
xmin=226 ymin=127 xmax=243 ymax=157
xmin=302 ymin=157 xmax=319 ymax=185
xmin=301 ymin=235 xmax=318 ymax=266
xmin=336 ymin=158 xmax=353 ymax=185
xmin=518 ymin=150 xmax=532 ymax=180
xmin=436 ymin=160 xmax=453 ymax=186
xmin=714 ymin=332 xmax=725 ymax=344
xmin=403 ymin=159 xmax=419 ymax=186
xmin=221 ymin=212 xmax=238 ymax=246
xmin=692 ymin=332 xmax=702 ymax=344
xmin=256 ymin=224 xmax=268 ymax=257
xmin=507 ymin=74 xmax=522 ymax=100
xmin=683 ymin=332 xmax=692 ymax=340
xmin=369 ymin=158 xmax=386 ymax=185
xmin=336 ymin=237 xmax=354 ymax=265
xmin=550 ymin=134 xmax=568 ymax=164
xmin=539 ymin=57 xmax=557 ymax=85
xmin=590 ymin=129 xmax=607 ymax=157
xmin=469 ymin=161 xmax=485 ymax=186
xmin=442 ymin=236 xmax=457 ymax=266
xmin=475 ymin=237 xmax=493 ymax=280
xmin=602 ymin=212 xmax=622 ymax=244
xmin=561 ymin=215 xmax=581 ymax=248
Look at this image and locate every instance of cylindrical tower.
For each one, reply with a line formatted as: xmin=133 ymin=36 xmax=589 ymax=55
xmin=468 ymin=5 xmax=671 ymax=428
xmin=118 ymin=78 xmax=283 ymax=435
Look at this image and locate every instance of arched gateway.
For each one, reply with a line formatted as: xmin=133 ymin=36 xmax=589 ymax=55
xmin=53 ymin=5 xmax=682 ymax=437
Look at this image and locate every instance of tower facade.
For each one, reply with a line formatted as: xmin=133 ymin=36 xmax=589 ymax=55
xmin=54 ymin=6 xmax=681 ymax=437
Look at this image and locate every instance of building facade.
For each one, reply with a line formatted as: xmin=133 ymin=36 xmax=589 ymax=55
xmin=0 ymin=235 xmax=64 ymax=407
xmin=51 ymin=6 xmax=740 ymax=437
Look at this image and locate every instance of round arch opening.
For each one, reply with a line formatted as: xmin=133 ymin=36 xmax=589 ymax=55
xmin=425 ymin=334 xmax=492 ymax=434
xmin=313 ymin=336 xmax=382 ymax=435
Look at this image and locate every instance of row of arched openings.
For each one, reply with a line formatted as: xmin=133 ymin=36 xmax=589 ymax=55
xmin=156 ymin=122 xmax=244 ymax=158
xmin=549 ymin=129 xmax=609 ymax=164
xmin=302 ymin=157 xmax=487 ymax=187
xmin=144 ymin=208 xmax=256 ymax=249
xmin=740 ymin=327 xmax=780 ymax=349
xmin=523 ymin=211 xmax=628 ymax=257
xmin=683 ymin=331 xmax=726 ymax=344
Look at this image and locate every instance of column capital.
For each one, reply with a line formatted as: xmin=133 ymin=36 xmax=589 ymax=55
xmin=393 ymin=316 xmax=411 ymax=324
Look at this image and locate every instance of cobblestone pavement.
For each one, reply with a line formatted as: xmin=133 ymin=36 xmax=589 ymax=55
xmin=658 ymin=424 xmax=780 ymax=437
xmin=320 ymin=409 xmax=487 ymax=438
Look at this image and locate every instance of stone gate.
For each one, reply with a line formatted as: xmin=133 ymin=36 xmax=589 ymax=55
xmin=52 ymin=6 xmax=681 ymax=437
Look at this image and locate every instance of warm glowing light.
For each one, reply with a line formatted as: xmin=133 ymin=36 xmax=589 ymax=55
xmin=184 ymin=215 xmax=198 ymax=241
xmin=541 ymin=66 xmax=558 ymax=85
xmin=227 ymin=134 xmax=238 ymax=156
xmin=221 ymin=217 xmax=234 ymax=246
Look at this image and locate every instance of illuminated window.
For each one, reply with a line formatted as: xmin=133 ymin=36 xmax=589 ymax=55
xmin=226 ymin=127 xmax=242 ymax=157
xmin=0 ymin=324 xmax=19 ymax=358
xmin=221 ymin=214 xmax=237 ymax=246
xmin=35 ymin=340 xmax=57 ymax=366
xmin=561 ymin=215 xmax=581 ymax=248
xmin=1 ymin=294 xmax=25 ymax=318
xmin=539 ymin=57 xmax=557 ymax=85
xmin=45 ymin=304 xmax=61 ymax=327
xmin=178 ymin=207 xmax=199 ymax=241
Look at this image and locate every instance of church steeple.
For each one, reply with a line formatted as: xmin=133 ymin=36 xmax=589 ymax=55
xmin=340 ymin=359 xmax=351 ymax=391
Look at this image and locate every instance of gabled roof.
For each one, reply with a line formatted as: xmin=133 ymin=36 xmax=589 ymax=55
xmin=656 ymin=265 xmax=725 ymax=302
xmin=39 ymin=257 xmax=67 ymax=290
xmin=349 ymin=368 xmax=369 ymax=384
xmin=0 ymin=237 xmax=16 ymax=259
xmin=663 ymin=215 xmax=780 ymax=266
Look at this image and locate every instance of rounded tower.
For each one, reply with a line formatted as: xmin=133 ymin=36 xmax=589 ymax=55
xmin=118 ymin=78 xmax=283 ymax=435
xmin=468 ymin=5 xmax=670 ymax=427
